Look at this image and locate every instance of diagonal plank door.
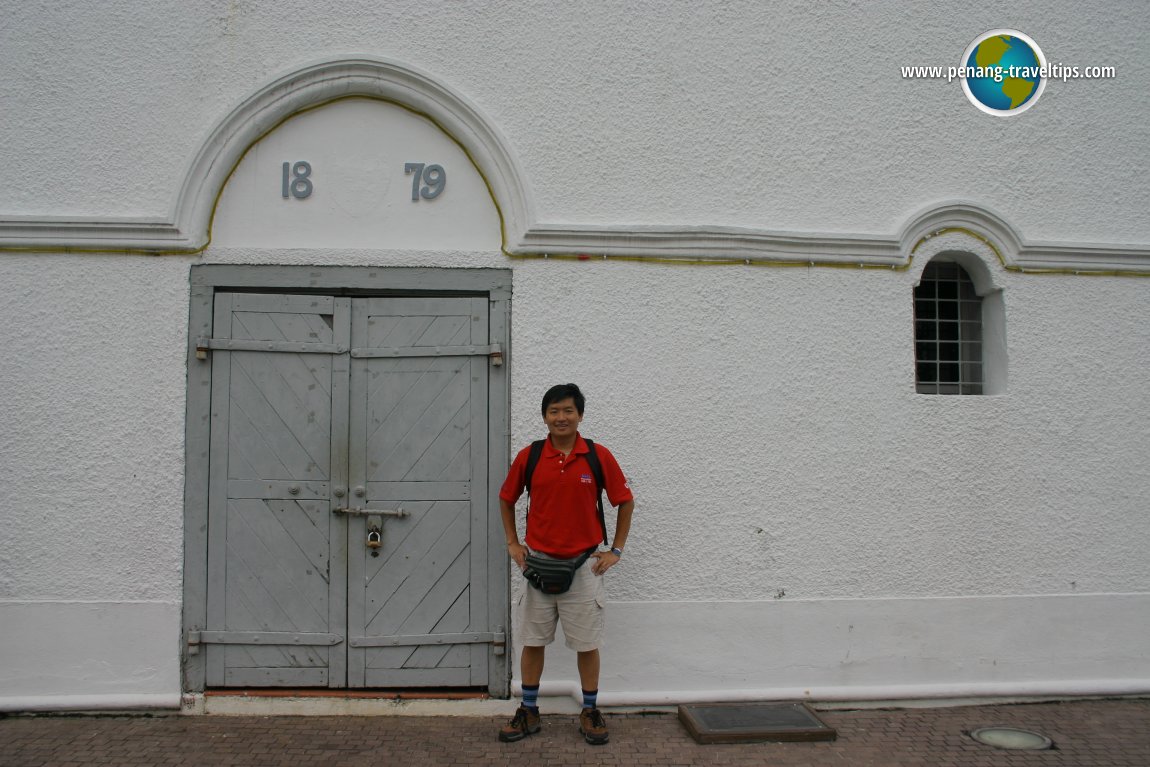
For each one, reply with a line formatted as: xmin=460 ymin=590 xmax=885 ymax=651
xmin=205 ymin=293 xmax=351 ymax=687
xmin=347 ymin=297 xmax=491 ymax=687
xmin=205 ymin=292 xmax=494 ymax=688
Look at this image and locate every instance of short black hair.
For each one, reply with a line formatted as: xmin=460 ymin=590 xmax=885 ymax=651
xmin=541 ymin=383 xmax=585 ymax=417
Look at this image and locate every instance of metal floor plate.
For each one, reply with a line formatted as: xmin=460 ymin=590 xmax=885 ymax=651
xmin=678 ymin=702 xmax=838 ymax=744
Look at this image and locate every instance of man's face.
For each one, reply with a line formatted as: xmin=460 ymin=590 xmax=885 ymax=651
xmin=543 ymin=397 xmax=583 ymax=440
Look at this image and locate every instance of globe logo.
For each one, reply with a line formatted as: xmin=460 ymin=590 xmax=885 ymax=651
xmin=960 ymin=30 xmax=1047 ymax=116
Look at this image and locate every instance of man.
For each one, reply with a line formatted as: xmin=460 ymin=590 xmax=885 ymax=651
xmin=497 ymin=383 xmax=634 ymax=746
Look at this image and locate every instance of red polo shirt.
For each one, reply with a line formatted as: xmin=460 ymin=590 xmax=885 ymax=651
xmin=500 ymin=434 xmax=633 ymax=558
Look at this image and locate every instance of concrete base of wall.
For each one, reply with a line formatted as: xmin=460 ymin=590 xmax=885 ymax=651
xmin=0 ymin=600 xmax=182 ymax=712
xmin=2 ymin=593 xmax=1147 ymax=713
xmin=527 ymin=593 xmax=1150 ymax=706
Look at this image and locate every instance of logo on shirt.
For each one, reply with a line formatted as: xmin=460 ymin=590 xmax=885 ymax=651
xmin=580 ymin=474 xmax=593 ymax=484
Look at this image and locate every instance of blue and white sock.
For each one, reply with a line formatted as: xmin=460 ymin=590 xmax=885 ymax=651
xmin=521 ymin=684 xmax=540 ymax=712
xmin=582 ymin=688 xmax=598 ymax=710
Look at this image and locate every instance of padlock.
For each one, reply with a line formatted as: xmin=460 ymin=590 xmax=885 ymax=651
xmin=367 ymin=528 xmax=382 ymax=549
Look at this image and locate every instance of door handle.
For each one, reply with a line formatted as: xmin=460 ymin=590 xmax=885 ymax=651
xmin=332 ymin=506 xmax=409 ymax=518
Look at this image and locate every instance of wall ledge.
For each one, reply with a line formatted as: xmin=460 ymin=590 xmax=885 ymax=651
xmin=0 ymin=57 xmax=1146 ymax=274
xmin=0 ymin=694 xmax=182 ymax=713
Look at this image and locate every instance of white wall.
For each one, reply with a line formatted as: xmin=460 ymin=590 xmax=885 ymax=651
xmin=0 ymin=254 xmax=192 ymax=708
xmin=3 ymin=2 xmax=1147 ymax=243
xmin=1 ymin=0 xmax=1148 ymax=708
xmin=509 ymin=257 xmax=1150 ymax=602
xmin=504 ymin=253 xmax=1150 ymax=702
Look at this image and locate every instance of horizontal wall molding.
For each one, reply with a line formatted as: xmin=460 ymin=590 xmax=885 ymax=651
xmin=513 ymin=206 xmax=1150 ymax=273
xmin=1 ymin=56 xmax=1148 ymax=274
xmin=0 ymin=694 xmax=182 ymax=713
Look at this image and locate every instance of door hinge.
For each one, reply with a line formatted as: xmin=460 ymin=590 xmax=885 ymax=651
xmin=187 ymin=630 xmax=343 ymax=649
xmin=350 ymin=629 xmax=506 ymax=653
xmin=195 ymin=336 xmax=348 ymax=360
xmin=492 ymin=625 xmax=506 ymax=656
xmin=349 ymin=342 xmax=503 ymax=364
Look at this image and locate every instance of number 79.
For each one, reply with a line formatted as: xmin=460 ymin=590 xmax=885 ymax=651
xmin=404 ymin=163 xmax=446 ymax=201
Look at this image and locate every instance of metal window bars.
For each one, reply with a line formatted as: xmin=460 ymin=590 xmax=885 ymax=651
xmin=914 ymin=261 xmax=984 ymax=395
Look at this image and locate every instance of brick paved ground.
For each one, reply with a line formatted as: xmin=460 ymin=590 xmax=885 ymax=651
xmin=1 ymin=699 xmax=1147 ymax=766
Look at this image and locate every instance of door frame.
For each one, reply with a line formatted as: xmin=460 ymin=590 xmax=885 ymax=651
xmin=181 ymin=264 xmax=512 ymax=696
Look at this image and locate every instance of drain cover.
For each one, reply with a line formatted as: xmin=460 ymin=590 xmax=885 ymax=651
xmin=678 ymin=702 xmax=837 ymax=744
xmin=970 ymin=727 xmax=1054 ymax=750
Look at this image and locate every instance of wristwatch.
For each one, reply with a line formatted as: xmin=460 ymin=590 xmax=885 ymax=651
xmin=610 ymin=547 xmax=623 ymax=558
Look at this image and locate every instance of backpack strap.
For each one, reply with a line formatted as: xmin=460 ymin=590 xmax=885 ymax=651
xmin=524 ymin=439 xmax=546 ymax=494
xmin=583 ymin=439 xmax=610 ymax=546
xmin=523 ymin=439 xmax=546 ymax=534
xmin=524 ymin=438 xmax=610 ymax=547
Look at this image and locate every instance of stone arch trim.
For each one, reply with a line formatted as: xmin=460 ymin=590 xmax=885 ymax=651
xmin=0 ymin=56 xmax=532 ymax=254
xmin=183 ymin=56 xmax=532 ymax=253
xmin=904 ymin=214 xmax=1008 ymax=295
xmin=900 ymin=199 xmax=1150 ymax=277
xmin=902 ymin=200 xmax=1021 ymax=270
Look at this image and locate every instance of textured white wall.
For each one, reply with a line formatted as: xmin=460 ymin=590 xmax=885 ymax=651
xmin=505 ymin=257 xmax=1150 ymax=603
xmin=1 ymin=0 xmax=1148 ymax=708
xmin=0 ymin=254 xmax=192 ymax=602
xmin=0 ymin=254 xmax=191 ymax=708
xmin=2 ymin=1 xmax=1147 ymax=243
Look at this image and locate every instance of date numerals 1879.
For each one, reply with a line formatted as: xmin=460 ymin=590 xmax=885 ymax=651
xmin=280 ymin=161 xmax=447 ymax=202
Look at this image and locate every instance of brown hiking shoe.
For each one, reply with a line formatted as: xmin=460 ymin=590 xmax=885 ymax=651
xmin=498 ymin=705 xmax=541 ymax=742
xmin=579 ymin=707 xmax=609 ymax=745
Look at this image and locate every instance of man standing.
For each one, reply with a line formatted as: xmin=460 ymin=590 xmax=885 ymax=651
xmin=497 ymin=383 xmax=634 ymax=745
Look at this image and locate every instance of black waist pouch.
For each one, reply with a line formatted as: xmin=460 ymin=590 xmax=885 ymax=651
xmin=523 ymin=549 xmax=593 ymax=595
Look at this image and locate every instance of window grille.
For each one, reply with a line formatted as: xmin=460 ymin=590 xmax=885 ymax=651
xmin=914 ymin=261 xmax=983 ymax=394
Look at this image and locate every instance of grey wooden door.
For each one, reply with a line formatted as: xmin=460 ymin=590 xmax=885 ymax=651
xmin=203 ymin=292 xmax=494 ymax=688
xmin=347 ymin=297 xmax=490 ymax=687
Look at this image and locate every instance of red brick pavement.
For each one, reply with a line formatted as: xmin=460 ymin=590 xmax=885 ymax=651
xmin=1 ymin=699 xmax=1147 ymax=766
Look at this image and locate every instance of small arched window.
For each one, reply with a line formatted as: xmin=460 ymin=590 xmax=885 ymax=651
xmin=914 ymin=260 xmax=984 ymax=394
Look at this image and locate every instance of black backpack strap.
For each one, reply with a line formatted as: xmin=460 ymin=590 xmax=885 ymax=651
xmin=583 ymin=439 xmax=610 ymax=546
xmin=522 ymin=439 xmax=546 ymax=534
xmin=524 ymin=439 xmax=546 ymax=495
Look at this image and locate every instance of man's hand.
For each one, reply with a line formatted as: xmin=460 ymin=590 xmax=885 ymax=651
xmin=590 ymin=549 xmax=620 ymax=576
xmin=507 ymin=542 xmax=528 ymax=571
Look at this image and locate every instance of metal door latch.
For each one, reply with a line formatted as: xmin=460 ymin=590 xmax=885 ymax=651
xmin=332 ymin=507 xmax=408 ymax=518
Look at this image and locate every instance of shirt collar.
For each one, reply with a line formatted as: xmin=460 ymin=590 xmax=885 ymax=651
xmin=544 ymin=432 xmax=588 ymax=457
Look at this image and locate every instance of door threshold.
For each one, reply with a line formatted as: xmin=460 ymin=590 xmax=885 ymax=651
xmin=191 ymin=689 xmax=513 ymax=717
xmin=205 ymin=688 xmax=489 ymax=700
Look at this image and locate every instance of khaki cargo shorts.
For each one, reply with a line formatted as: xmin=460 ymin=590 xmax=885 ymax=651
xmin=518 ymin=554 xmax=606 ymax=652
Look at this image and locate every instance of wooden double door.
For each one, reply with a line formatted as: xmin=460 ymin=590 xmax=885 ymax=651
xmin=200 ymin=292 xmax=501 ymax=688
